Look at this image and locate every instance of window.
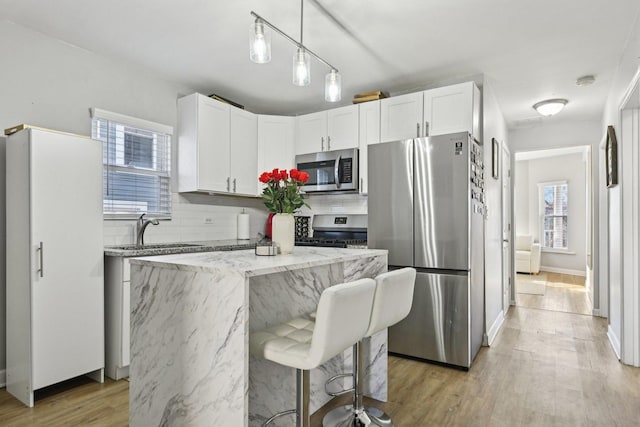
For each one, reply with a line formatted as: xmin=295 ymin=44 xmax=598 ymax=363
xmin=91 ymin=108 xmax=172 ymax=218
xmin=539 ymin=181 xmax=568 ymax=250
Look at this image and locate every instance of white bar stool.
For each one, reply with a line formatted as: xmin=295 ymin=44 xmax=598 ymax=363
xmin=323 ymin=267 xmax=416 ymax=427
xmin=250 ymin=278 xmax=377 ymax=427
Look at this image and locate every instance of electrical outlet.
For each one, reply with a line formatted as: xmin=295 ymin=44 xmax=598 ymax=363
xmin=204 ymin=217 xmax=214 ymax=224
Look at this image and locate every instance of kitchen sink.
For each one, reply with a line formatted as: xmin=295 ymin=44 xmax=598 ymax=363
xmin=109 ymin=243 xmax=204 ymax=250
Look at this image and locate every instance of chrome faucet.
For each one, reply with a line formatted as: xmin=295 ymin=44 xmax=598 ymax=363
xmin=136 ymin=213 xmax=159 ymax=246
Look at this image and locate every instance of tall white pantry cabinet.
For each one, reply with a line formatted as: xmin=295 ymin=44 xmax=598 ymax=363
xmin=6 ymin=127 xmax=104 ymax=407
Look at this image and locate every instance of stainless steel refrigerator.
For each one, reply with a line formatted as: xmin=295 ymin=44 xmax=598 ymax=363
xmin=368 ymin=132 xmax=485 ymax=369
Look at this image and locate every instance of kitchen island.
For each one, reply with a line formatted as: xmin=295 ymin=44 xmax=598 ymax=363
xmin=128 ymin=247 xmax=388 ymax=427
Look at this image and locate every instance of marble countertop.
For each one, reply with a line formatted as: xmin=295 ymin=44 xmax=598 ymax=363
xmin=103 ymin=239 xmax=259 ymax=257
xmin=128 ymin=246 xmax=387 ymax=277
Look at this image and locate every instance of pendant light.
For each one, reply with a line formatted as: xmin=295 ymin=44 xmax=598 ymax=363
xmin=249 ymin=19 xmax=271 ymax=64
xmin=325 ymin=69 xmax=341 ymax=102
xmin=293 ymin=47 xmax=310 ymax=86
xmin=249 ymin=0 xmax=342 ymax=102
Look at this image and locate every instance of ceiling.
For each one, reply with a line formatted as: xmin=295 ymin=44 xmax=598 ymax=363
xmin=2 ymin=0 xmax=639 ymax=127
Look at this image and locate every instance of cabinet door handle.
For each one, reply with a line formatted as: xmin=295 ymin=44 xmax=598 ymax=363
xmin=416 ymin=123 xmax=420 ymax=137
xmin=360 ymin=177 xmax=363 ymax=191
xmin=37 ymin=241 xmax=44 ymax=278
xmin=233 ymin=178 xmax=237 ymax=192
xmin=321 ymin=137 xmax=325 ymax=151
xmin=226 ymin=177 xmax=230 ymax=192
xmin=424 ymin=121 xmax=430 ymax=137
xmin=327 ymin=136 xmax=331 ymax=151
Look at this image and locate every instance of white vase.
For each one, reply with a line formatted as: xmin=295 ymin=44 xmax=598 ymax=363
xmin=272 ymin=213 xmax=295 ymax=254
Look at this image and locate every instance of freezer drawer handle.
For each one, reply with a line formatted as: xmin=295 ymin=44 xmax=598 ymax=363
xmin=37 ymin=241 xmax=44 ymax=278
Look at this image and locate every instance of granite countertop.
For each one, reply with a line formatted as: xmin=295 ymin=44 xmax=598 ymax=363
xmin=127 ymin=246 xmax=387 ymax=277
xmin=103 ymin=238 xmax=259 ymax=257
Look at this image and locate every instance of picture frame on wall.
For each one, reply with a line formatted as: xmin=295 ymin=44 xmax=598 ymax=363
xmin=606 ymin=125 xmax=618 ymax=188
xmin=491 ymin=138 xmax=499 ymax=180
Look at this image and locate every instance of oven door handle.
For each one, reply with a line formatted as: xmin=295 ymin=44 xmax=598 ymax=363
xmin=334 ymin=155 xmax=341 ymax=189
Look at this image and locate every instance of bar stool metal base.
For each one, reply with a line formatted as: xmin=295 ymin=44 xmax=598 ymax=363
xmin=322 ymin=404 xmax=393 ymax=427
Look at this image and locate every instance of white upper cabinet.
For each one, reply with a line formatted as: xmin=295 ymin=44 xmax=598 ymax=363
xmin=358 ymin=100 xmax=381 ymax=194
xmin=423 ymin=81 xmax=480 ymax=139
xmin=326 ymin=104 xmax=359 ymax=151
xmin=178 ymin=93 xmax=258 ymax=195
xmin=257 ymin=115 xmax=295 ymax=194
xmin=296 ymin=111 xmax=327 ymax=155
xmin=380 ymin=82 xmax=481 ymax=142
xmin=380 ymin=92 xmax=423 ymax=143
xmin=295 ymin=104 xmax=359 ymax=154
xmin=230 ymin=107 xmax=258 ymax=196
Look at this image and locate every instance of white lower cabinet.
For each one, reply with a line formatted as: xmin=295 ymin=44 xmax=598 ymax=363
xmin=6 ymin=128 xmax=105 ymax=407
xmin=105 ymin=256 xmax=131 ymax=380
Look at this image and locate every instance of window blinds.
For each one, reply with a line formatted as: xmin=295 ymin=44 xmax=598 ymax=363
xmin=542 ymin=183 xmax=568 ymax=249
xmin=91 ymin=109 xmax=172 ymax=217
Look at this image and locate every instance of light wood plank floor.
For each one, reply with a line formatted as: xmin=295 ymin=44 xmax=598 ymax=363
xmin=516 ymin=271 xmax=592 ymax=315
xmin=2 ymin=306 xmax=639 ymax=426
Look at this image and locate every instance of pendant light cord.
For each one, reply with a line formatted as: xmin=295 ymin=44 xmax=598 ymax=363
xmin=300 ymin=0 xmax=304 ymax=46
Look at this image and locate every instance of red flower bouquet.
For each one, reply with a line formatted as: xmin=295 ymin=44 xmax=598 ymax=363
xmin=258 ymin=168 xmax=310 ymax=214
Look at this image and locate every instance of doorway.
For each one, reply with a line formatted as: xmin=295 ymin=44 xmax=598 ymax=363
xmin=512 ymin=146 xmax=593 ymax=316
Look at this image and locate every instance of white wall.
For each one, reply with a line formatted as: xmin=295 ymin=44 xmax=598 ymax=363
xmin=514 ymin=160 xmax=530 ymax=235
xmin=515 ymin=153 xmax=587 ymax=274
xmin=482 ymin=79 xmax=508 ymax=345
xmin=600 ymin=13 xmax=640 ymax=362
xmin=0 ymin=20 xmax=272 ymax=373
xmin=0 ymin=137 xmax=5 ymax=379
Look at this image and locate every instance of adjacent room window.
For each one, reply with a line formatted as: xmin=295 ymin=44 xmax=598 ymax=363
xmin=539 ymin=181 xmax=568 ymax=250
xmin=91 ymin=108 xmax=172 ymax=218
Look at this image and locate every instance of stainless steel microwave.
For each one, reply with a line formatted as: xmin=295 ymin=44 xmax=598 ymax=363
xmin=295 ymin=148 xmax=359 ymax=193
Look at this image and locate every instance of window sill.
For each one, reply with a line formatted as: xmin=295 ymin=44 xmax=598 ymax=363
xmin=541 ymin=248 xmax=576 ymax=255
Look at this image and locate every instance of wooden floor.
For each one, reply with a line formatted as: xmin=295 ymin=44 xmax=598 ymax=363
xmin=516 ymin=272 xmax=592 ymax=315
xmin=2 ymin=305 xmax=639 ymax=426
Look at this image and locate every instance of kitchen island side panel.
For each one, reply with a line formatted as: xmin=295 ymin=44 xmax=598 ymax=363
xmin=128 ymin=248 xmax=388 ymax=427
xmin=129 ymin=264 xmax=248 ymax=427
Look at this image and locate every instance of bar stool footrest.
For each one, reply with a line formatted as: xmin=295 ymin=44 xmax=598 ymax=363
xmin=263 ymin=409 xmax=296 ymax=426
xmin=325 ymin=373 xmax=354 ymax=397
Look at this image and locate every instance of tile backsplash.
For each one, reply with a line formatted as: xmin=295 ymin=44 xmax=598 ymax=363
xmin=103 ymin=192 xmax=369 ymax=245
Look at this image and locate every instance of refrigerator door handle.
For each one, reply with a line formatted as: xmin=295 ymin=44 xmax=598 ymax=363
xmin=334 ymin=155 xmax=342 ymax=188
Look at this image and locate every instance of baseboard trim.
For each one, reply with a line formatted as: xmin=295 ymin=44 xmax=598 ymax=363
xmin=486 ymin=311 xmax=505 ymax=346
xmin=0 ymin=369 xmax=5 ymax=388
xmin=607 ymin=326 xmax=621 ymax=360
xmin=592 ymin=308 xmax=602 ymax=317
xmin=540 ymin=266 xmax=586 ymax=277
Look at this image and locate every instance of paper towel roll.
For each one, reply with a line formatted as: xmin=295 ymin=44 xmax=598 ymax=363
xmin=237 ymin=213 xmax=250 ymax=240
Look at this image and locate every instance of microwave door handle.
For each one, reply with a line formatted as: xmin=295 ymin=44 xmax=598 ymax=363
xmin=334 ymin=155 xmax=341 ymax=189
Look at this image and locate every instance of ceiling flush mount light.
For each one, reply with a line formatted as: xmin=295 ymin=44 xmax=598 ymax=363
xmin=250 ymin=0 xmax=341 ymax=102
xmin=533 ymin=99 xmax=568 ymax=116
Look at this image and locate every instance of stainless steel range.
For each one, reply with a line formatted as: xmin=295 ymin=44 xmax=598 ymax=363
xmin=295 ymin=214 xmax=367 ymax=248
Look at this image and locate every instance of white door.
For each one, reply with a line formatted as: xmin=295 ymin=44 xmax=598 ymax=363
xmin=358 ymin=100 xmax=381 ymax=194
xmin=296 ymin=111 xmax=327 ymax=154
xmin=198 ymin=96 xmax=230 ymax=192
xmin=230 ymin=107 xmax=258 ymax=195
xmin=423 ymin=82 xmax=475 ymax=137
xmin=502 ymin=144 xmax=513 ymax=310
xmin=30 ymin=129 xmax=104 ymax=389
xmin=327 ymin=104 xmax=359 ymax=151
xmin=380 ymin=92 xmax=423 ymax=142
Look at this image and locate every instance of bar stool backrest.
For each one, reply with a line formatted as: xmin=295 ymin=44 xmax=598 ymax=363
xmin=365 ymin=268 xmax=417 ymax=337
xmin=308 ymin=278 xmax=376 ymax=368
